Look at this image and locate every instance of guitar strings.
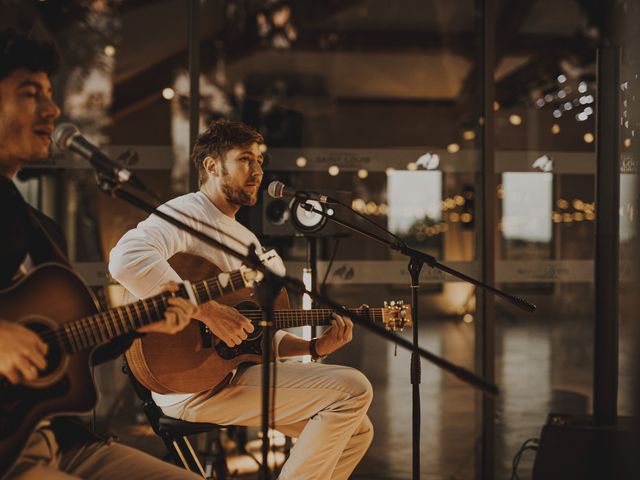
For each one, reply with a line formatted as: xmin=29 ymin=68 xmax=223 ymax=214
xmin=38 ymin=306 xmax=389 ymax=341
xmin=35 ymin=268 xmax=249 ymax=349
xmin=36 ymin=259 xmax=398 ymax=349
xmin=36 ymin=306 xmax=390 ymax=350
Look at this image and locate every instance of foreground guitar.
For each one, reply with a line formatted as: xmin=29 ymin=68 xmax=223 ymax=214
xmin=126 ymin=257 xmax=412 ymax=395
xmin=0 ymin=258 xmax=266 ymax=476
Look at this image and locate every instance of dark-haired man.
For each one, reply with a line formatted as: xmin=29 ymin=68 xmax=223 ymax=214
xmin=0 ymin=29 xmax=201 ymax=479
xmin=110 ymin=119 xmax=374 ymax=479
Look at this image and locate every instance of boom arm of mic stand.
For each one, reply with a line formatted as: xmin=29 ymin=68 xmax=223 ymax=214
xmin=299 ymin=203 xmax=536 ymax=313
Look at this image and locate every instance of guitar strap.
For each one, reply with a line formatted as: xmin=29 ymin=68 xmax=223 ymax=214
xmin=25 ymin=206 xmax=70 ymax=267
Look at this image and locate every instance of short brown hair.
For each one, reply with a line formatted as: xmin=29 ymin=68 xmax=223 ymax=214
xmin=192 ymin=119 xmax=264 ymax=186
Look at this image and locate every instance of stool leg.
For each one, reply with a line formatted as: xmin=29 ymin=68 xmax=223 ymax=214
xmin=182 ymin=436 xmax=208 ymax=478
xmin=208 ymin=430 xmax=229 ymax=479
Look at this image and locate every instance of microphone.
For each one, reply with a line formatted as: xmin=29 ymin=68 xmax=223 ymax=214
xmin=53 ymin=123 xmax=144 ymax=190
xmin=267 ymin=180 xmax=339 ymax=204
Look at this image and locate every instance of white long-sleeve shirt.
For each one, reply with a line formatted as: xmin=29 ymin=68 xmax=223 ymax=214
xmin=109 ymin=191 xmax=286 ymax=406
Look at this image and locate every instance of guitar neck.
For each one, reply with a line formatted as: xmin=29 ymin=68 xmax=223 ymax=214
xmin=53 ymin=271 xmax=246 ymax=354
xmin=238 ymin=307 xmax=385 ymax=329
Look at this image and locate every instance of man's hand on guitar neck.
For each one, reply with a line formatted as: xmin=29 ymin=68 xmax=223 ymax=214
xmin=315 ymin=313 xmax=354 ymax=357
xmin=193 ymin=301 xmax=254 ymax=347
xmin=0 ymin=320 xmax=48 ymax=384
xmin=138 ymin=282 xmax=198 ymax=335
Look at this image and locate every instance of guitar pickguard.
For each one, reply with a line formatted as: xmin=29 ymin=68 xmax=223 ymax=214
xmin=215 ymin=299 xmax=266 ymax=360
xmin=215 ymin=325 xmax=264 ymax=360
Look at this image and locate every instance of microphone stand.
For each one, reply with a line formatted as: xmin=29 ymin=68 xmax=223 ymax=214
xmin=300 ymin=202 xmax=535 ymax=480
xmin=90 ymin=168 xmax=502 ymax=479
xmin=251 ymin=266 xmax=283 ymax=478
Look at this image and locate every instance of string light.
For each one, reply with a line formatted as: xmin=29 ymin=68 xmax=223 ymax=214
xmin=509 ymin=114 xmax=523 ymax=126
xmin=357 ymin=169 xmax=368 ymax=179
xmin=447 ymin=143 xmax=460 ymax=154
xmin=296 ymin=156 xmax=307 ymax=168
xmin=551 ymin=124 xmax=561 ymax=134
xmin=463 ymin=130 xmax=476 ymax=140
xmin=584 ymin=132 xmax=595 ymax=144
xmin=328 ymin=165 xmax=340 ymax=176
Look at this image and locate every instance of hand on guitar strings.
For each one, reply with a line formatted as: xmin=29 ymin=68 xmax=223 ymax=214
xmin=315 ymin=313 xmax=354 ymax=357
xmin=193 ymin=301 xmax=254 ymax=347
xmin=138 ymin=282 xmax=198 ymax=335
xmin=0 ymin=320 xmax=48 ymax=384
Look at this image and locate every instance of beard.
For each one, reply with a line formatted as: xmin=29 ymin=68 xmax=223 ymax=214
xmin=221 ymin=181 xmax=258 ymax=207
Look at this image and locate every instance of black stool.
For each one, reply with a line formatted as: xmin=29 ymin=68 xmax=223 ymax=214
xmin=122 ymin=359 xmax=231 ymax=479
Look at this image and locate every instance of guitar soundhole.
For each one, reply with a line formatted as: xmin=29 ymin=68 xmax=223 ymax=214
xmin=216 ymin=300 xmax=263 ymax=360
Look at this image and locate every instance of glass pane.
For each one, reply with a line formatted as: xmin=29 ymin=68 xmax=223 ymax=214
xmin=495 ymin=0 xmax=597 ymax=476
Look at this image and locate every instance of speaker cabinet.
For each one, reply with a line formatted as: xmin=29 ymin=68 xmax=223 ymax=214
xmin=532 ymin=414 xmax=640 ymax=480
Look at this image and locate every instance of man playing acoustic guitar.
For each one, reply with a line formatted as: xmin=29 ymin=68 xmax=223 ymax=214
xmin=0 ymin=29 xmax=201 ymax=479
xmin=109 ymin=119 xmax=374 ymax=479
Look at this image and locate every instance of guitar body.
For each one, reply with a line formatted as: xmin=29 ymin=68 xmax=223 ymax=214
xmin=125 ymin=254 xmax=290 ymax=395
xmin=0 ymin=264 xmax=100 ymax=475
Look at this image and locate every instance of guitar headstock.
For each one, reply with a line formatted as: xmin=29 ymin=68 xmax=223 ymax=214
xmin=381 ymin=300 xmax=412 ymax=331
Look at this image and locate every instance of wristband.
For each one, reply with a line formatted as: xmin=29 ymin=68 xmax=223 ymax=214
xmin=309 ymin=338 xmax=327 ymax=361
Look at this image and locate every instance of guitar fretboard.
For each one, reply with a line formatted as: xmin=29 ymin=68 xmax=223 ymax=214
xmin=43 ymin=270 xmax=249 ymax=354
xmin=237 ymin=308 xmax=385 ymax=328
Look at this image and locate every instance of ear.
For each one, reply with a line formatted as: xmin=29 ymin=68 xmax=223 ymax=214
xmin=203 ymin=156 xmax=218 ymax=177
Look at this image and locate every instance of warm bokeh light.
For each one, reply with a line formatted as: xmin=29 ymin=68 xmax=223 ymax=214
xmin=508 ymin=114 xmax=523 ymax=126
xmin=162 ymin=87 xmax=175 ymax=100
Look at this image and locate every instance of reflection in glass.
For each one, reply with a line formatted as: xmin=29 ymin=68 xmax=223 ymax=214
xmin=502 ymin=172 xmax=552 ymax=243
xmin=387 ymin=170 xmax=442 ymax=235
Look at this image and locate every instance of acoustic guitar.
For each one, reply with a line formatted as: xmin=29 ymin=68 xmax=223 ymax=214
xmin=125 ymin=254 xmax=412 ymax=395
xmin=0 ymin=256 xmax=269 ymax=476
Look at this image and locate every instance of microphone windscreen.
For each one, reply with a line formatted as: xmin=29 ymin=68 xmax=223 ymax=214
xmin=267 ymin=181 xmax=285 ymax=199
xmin=52 ymin=123 xmax=80 ymax=150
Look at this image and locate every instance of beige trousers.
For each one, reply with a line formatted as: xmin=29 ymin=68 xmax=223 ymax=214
xmin=162 ymin=362 xmax=374 ymax=480
xmin=5 ymin=424 xmax=199 ymax=480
